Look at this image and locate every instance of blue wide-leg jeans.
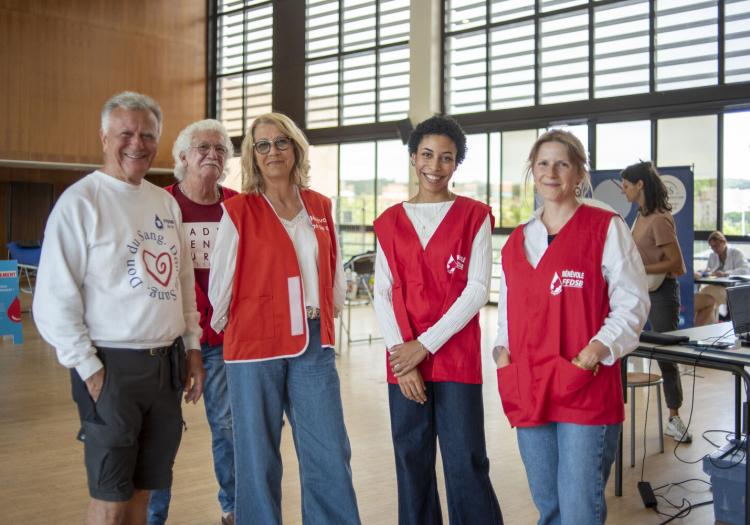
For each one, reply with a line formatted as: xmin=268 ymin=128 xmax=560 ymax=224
xmin=516 ymin=422 xmax=621 ymax=525
xmin=226 ymin=319 xmax=360 ymax=525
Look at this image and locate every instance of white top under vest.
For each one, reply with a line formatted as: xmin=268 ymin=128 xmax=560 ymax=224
xmin=373 ymin=200 xmax=493 ymax=353
xmin=494 ymin=206 xmax=650 ymax=365
xmin=209 ymin=192 xmax=346 ymax=334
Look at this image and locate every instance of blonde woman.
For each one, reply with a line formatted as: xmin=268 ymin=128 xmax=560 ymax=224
xmin=209 ymin=113 xmax=360 ymax=524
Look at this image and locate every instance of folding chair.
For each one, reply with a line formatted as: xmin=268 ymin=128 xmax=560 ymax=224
xmin=338 ymin=251 xmax=383 ymax=350
xmin=7 ymin=242 xmax=41 ymax=294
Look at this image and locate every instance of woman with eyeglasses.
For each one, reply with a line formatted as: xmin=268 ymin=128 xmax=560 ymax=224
xmin=209 ymin=113 xmax=360 ymax=524
xmin=694 ymin=230 xmax=749 ymax=325
xmin=620 ymin=161 xmax=691 ymax=443
xmin=373 ymin=116 xmax=504 ymax=524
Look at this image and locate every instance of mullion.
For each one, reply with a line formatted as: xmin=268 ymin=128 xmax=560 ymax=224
xmin=719 ymin=0 xmax=725 ymax=84
xmin=717 ymin=111 xmax=723 ymax=231
xmin=588 ymin=1 xmax=594 ymax=100
xmin=376 ymin=0 xmax=381 ymax=120
xmin=486 ymin=0 xmax=490 ymax=111
xmin=242 ymin=9 xmax=248 ymax=135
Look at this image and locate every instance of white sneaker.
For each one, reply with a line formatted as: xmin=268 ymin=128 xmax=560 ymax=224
xmin=665 ymin=415 xmax=693 ymax=443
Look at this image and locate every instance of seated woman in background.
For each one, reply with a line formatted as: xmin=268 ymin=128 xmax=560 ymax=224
xmin=694 ymin=230 xmax=750 ymax=326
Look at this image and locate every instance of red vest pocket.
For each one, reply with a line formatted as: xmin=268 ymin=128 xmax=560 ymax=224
xmin=551 ymin=356 xmax=597 ymax=408
xmin=231 ymin=295 xmax=274 ymax=340
xmin=497 ymin=364 xmax=523 ymax=423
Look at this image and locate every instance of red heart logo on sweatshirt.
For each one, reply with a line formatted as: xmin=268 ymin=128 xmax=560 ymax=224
xmin=142 ymin=250 xmax=173 ymax=287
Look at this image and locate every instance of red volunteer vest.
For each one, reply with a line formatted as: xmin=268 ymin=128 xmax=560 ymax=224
xmin=498 ymin=204 xmax=624 ymax=427
xmin=165 ymin=183 xmax=239 ymax=346
xmin=223 ymin=190 xmax=337 ymax=361
xmin=374 ymin=197 xmax=493 ymax=384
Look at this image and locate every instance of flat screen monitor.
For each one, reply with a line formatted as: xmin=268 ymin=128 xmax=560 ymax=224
xmin=727 ymin=284 xmax=750 ymax=341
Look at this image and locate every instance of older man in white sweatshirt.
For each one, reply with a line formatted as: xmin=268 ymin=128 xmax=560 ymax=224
xmin=33 ymin=91 xmax=204 ymax=525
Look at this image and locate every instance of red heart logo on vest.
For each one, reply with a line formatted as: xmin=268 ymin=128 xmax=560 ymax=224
xmin=142 ymin=250 xmax=173 ymax=287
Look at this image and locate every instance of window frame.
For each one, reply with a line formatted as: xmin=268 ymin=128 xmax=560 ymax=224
xmin=442 ymin=0 xmax=750 ymax=240
xmin=208 ymin=0 xmax=276 ymax=138
xmin=304 ymin=0 xmax=411 ymax=137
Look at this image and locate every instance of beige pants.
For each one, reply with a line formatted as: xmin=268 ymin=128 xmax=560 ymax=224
xmin=699 ymin=284 xmax=727 ymax=306
xmin=695 ymin=284 xmax=727 ymax=325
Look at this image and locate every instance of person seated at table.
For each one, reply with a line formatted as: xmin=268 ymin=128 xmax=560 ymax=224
xmin=694 ymin=231 xmax=750 ymax=326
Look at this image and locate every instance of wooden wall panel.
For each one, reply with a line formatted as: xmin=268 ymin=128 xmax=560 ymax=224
xmin=0 ymin=167 xmax=175 ymax=250
xmin=8 ymin=182 xmax=53 ymax=243
xmin=0 ymin=0 xmax=206 ymax=168
xmin=0 ymin=183 xmax=8 ymax=253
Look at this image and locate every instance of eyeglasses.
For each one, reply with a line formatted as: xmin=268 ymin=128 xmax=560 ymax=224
xmin=252 ymin=137 xmax=291 ymax=155
xmin=190 ymin=143 xmax=229 ymax=157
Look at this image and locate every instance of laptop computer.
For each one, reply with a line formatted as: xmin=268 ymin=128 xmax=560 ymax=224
xmin=727 ymin=284 xmax=750 ymax=344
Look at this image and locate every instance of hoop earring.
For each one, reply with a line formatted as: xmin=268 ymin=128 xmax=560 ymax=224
xmin=410 ymin=159 xmax=415 ymax=167
xmin=574 ymin=185 xmax=582 ymax=198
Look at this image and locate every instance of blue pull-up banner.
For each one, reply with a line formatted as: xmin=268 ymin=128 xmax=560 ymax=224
xmin=0 ymin=259 xmax=23 ymax=343
xmin=590 ymin=166 xmax=694 ymax=328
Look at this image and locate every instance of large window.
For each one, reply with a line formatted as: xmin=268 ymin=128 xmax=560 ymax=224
xmin=655 ymin=0 xmax=717 ymax=91
xmin=214 ymin=1 xmax=273 ymax=136
xmin=208 ymin=0 xmax=750 ymax=245
xmin=444 ymin=0 xmax=749 ymax=114
xmin=540 ymin=8 xmax=589 ymax=104
xmin=307 ymin=139 xmax=410 ymax=259
xmin=340 ymin=142 xmax=376 ymax=226
xmin=723 ymin=110 xmax=750 ymax=235
xmin=657 ymin=115 xmax=718 ymax=231
xmin=376 ymin=140 xmax=410 ymax=212
xmin=455 ymin=134 xmax=489 ymax=202
xmin=305 ymin=0 xmax=410 ymax=129
xmin=726 ymin=0 xmax=750 ymax=83
xmin=595 ymin=120 xmax=651 ymax=170
xmin=594 ymin=0 xmax=650 ymax=98
xmin=497 ymin=129 xmax=537 ymax=228
xmin=308 ymin=144 xmax=339 ymax=198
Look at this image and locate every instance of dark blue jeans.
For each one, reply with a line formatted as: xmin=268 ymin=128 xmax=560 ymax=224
xmin=388 ymin=381 xmax=503 ymax=525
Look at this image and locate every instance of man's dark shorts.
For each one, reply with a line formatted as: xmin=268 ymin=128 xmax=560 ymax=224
xmin=71 ymin=341 xmax=186 ymax=502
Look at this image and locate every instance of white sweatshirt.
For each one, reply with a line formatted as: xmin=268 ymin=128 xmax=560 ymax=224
xmin=33 ymin=171 xmax=201 ymax=381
